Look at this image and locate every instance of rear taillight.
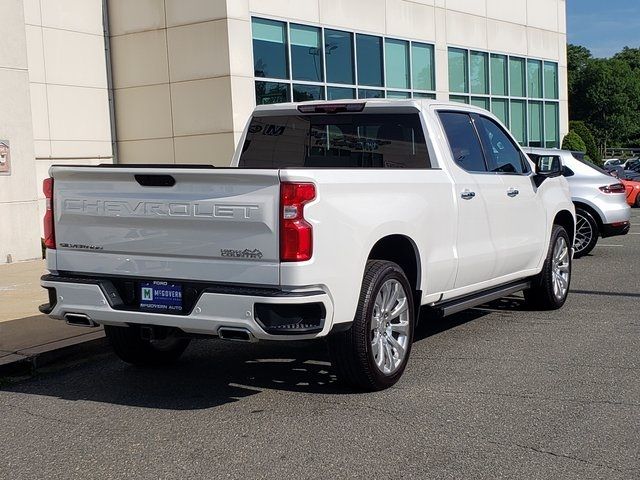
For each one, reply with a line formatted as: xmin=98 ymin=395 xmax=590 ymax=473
xmin=599 ymin=183 xmax=626 ymax=194
xmin=280 ymin=182 xmax=316 ymax=262
xmin=43 ymin=177 xmax=55 ymax=249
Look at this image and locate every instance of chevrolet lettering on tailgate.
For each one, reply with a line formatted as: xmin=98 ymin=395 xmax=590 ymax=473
xmin=62 ymin=199 xmax=260 ymax=219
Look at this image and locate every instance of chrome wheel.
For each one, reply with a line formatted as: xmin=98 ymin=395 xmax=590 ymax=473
xmin=574 ymin=212 xmax=592 ymax=254
xmin=370 ymin=279 xmax=410 ymax=375
xmin=551 ymin=236 xmax=570 ymax=300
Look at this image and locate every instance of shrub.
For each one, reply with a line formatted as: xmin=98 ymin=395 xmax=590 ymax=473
xmin=569 ymin=121 xmax=602 ymax=164
xmin=562 ymin=130 xmax=587 ymax=152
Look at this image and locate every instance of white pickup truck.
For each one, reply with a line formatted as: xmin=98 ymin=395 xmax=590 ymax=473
xmin=40 ymin=100 xmax=575 ymax=390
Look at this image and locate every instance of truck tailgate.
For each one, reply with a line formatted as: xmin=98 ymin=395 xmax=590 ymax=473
xmin=50 ymin=167 xmax=281 ymax=285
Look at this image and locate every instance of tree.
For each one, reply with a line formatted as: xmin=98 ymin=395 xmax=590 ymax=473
xmin=562 ymin=131 xmax=586 ymax=152
xmin=567 ymin=44 xmax=592 ymax=101
xmin=570 ymin=58 xmax=640 ymax=150
xmin=569 ymin=121 xmax=601 ymax=163
xmin=613 ymin=47 xmax=640 ymax=71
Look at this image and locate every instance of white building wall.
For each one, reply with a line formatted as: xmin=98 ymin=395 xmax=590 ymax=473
xmin=107 ymin=0 xmax=238 ymax=166
xmin=0 ymin=0 xmax=40 ymax=263
xmin=24 ymin=0 xmax=113 ymax=238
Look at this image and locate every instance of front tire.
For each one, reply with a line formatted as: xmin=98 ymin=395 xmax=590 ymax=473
xmin=574 ymin=208 xmax=599 ymax=258
xmin=105 ymin=325 xmax=191 ymax=366
xmin=524 ymin=225 xmax=572 ymax=310
xmin=327 ymin=260 xmax=415 ymax=391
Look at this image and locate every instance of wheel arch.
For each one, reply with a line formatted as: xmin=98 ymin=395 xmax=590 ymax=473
xmin=553 ymin=210 xmax=575 ymax=246
xmin=367 ymin=235 xmax=421 ymax=293
xmin=573 ymin=200 xmax=603 ymax=228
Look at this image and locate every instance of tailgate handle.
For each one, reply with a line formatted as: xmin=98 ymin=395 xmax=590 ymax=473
xmin=134 ymin=174 xmax=176 ymax=187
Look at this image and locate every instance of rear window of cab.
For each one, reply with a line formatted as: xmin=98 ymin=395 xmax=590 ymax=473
xmin=239 ymin=113 xmax=431 ymax=169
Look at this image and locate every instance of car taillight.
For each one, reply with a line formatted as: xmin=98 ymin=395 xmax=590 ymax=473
xmin=280 ymin=182 xmax=316 ymax=262
xmin=43 ymin=177 xmax=55 ymax=249
xmin=599 ymin=183 xmax=626 ymax=194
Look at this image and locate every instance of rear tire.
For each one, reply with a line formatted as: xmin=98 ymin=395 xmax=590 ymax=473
xmin=574 ymin=208 xmax=599 ymax=258
xmin=327 ymin=260 xmax=415 ymax=391
xmin=105 ymin=325 xmax=190 ymax=366
xmin=635 ymin=194 xmax=640 ymax=208
xmin=524 ymin=225 xmax=572 ymax=310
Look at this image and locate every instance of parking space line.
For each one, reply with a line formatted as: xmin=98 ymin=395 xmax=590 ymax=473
xmin=596 ymin=244 xmax=623 ymax=247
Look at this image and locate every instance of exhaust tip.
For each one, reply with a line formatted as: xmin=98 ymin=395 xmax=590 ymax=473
xmin=64 ymin=313 xmax=98 ymax=328
xmin=218 ymin=327 xmax=255 ymax=342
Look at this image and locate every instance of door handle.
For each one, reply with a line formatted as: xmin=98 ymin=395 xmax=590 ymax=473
xmin=461 ymin=190 xmax=476 ymax=200
xmin=506 ymin=188 xmax=519 ymax=197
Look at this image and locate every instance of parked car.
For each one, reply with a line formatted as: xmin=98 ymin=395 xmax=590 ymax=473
xmin=607 ymin=165 xmax=640 ymax=181
xmin=620 ymin=178 xmax=640 ymax=207
xmin=525 ymin=148 xmax=631 ymax=257
xmin=603 ymin=158 xmax=623 ymax=167
xmin=39 ymin=100 xmax=575 ymax=391
xmin=626 ymin=159 xmax=640 ymax=172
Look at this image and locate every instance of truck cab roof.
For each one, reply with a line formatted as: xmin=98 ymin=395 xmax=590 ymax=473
xmin=252 ymin=98 xmax=497 ymax=117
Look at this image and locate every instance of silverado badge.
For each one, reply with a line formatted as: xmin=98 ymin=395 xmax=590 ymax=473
xmin=220 ymin=248 xmax=264 ymax=259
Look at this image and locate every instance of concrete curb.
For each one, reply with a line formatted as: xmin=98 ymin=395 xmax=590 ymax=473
xmin=0 ymin=331 xmax=109 ymax=378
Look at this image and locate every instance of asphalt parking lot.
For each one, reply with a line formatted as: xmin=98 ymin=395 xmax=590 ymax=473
xmin=1 ymin=210 xmax=638 ymax=480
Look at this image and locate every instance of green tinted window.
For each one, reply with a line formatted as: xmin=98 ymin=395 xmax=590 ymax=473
xmin=545 ymin=102 xmax=560 ymax=147
xmin=509 ymin=57 xmax=526 ymax=97
xmin=448 ymin=48 xmax=468 ymax=93
xmin=413 ymin=92 xmax=436 ymax=99
xmin=325 ymin=29 xmax=354 ymax=84
xmin=528 ymin=101 xmax=543 ymax=147
xmin=290 ymin=24 xmax=323 ymax=82
xmin=471 ymin=97 xmax=489 ymax=110
xmin=356 ymin=34 xmax=384 ymax=87
xmin=386 ymin=39 xmax=410 ymax=89
xmin=293 ymin=84 xmax=325 ymax=102
xmin=255 ymin=81 xmax=290 ymax=104
xmin=490 ymin=54 xmax=507 ymax=96
xmin=412 ymin=43 xmax=434 ymax=91
xmin=510 ymin=100 xmax=527 ymax=145
xmin=544 ymin=62 xmax=558 ymax=99
xmin=470 ymin=51 xmax=488 ymax=94
xmin=327 ymin=86 xmax=355 ymax=100
xmin=528 ymin=59 xmax=542 ymax=98
xmin=252 ymin=18 xmax=288 ymax=79
xmin=358 ymin=89 xmax=385 ymax=99
xmin=491 ymin=98 xmax=509 ymax=126
xmin=450 ymin=95 xmax=469 ymax=104
xmin=388 ymin=91 xmax=411 ymax=99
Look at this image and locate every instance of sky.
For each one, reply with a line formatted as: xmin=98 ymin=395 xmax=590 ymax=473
xmin=567 ymin=0 xmax=640 ymax=58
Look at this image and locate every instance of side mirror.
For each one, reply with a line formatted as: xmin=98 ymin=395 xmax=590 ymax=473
xmin=532 ymin=155 xmax=563 ymax=187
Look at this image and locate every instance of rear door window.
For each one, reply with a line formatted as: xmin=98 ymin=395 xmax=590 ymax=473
xmin=438 ymin=112 xmax=487 ymax=172
xmin=239 ymin=113 xmax=430 ymax=168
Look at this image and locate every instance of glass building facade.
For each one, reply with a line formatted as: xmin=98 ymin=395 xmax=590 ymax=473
xmin=447 ymin=47 xmax=560 ymax=148
xmin=252 ymin=18 xmax=436 ymax=104
xmin=251 ymin=17 xmax=561 ymax=148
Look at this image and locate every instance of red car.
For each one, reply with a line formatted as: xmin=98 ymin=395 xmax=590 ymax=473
xmin=621 ymin=178 xmax=640 ymax=207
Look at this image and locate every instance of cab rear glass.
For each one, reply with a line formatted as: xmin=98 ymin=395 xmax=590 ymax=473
xmin=238 ymin=113 xmax=431 ymax=169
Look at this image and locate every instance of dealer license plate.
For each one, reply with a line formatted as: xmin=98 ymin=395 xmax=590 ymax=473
xmin=139 ymin=281 xmax=183 ymax=312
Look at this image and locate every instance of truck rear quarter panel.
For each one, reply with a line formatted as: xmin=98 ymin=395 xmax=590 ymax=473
xmin=279 ymin=168 xmax=458 ymax=325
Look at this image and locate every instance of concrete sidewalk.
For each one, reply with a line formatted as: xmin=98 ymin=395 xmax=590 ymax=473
xmin=0 ymin=259 xmax=106 ymax=376
xmin=0 ymin=259 xmax=48 ymax=323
